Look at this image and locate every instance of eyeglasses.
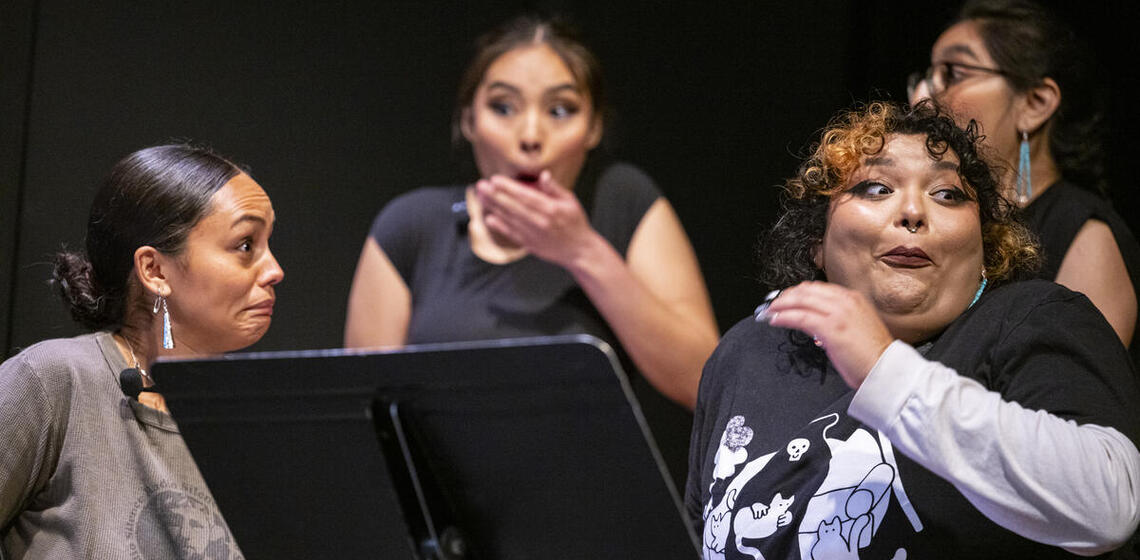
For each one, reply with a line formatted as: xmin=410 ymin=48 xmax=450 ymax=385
xmin=906 ymin=61 xmax=1009 ymax=99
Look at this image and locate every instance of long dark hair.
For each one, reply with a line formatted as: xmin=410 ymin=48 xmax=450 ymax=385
xmin=52 ymin=144 xmax=241 ymax=330
xmin=958 ymin=0 xmax=1106 ymax=194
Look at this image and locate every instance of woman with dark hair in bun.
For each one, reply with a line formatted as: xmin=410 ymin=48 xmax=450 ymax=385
xmin=0 ymin=144 xmax=283 ymax=558
xmin=909 ymin=0 xmax=1140 ymax=359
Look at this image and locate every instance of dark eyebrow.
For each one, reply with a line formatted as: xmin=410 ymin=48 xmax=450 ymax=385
xmin=485 ymin=81 xmax=521 ymax=95
xmin=544 ymin=83 xmax=579 ymax=96
xmin=862 ymin=156 xmax=959 ymax=172
xmin=485 ymin=81 xmax=580 ymax=97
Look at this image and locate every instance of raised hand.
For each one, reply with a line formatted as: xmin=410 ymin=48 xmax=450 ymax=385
xmin=475 ymin=169 xmax=599 ymax=267
xmin=763 ymin=281 xmax=895 ymax=389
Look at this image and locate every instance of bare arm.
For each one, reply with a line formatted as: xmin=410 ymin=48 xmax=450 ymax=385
xmin=477 ymin=173 xmax=718 ymax=409
xmin=1055 ymin=219 xmax=1136 ymax=347
xmin=569 ymin=199 xmax=719 ymax=409
xmin=343 ymin=237 xmax=411 ymax=348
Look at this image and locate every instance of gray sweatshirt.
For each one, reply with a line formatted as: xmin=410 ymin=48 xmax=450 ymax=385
xmin=0 ymin=331 xmax=243 ymax=559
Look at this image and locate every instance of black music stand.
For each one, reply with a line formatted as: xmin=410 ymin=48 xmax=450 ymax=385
xmin=153 ymin=335 xmax=700 ymax=559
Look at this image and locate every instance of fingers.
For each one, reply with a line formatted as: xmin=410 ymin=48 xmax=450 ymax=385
xmin=477 ymin=177 xmax=548 ymax=218
xmin=765 ymin=282 xmax=846 ymax=334
xmin=478 ymin=173 xmax=586 ymax=234
xmin=768 ymin=282 xmax=872 ymax=346
xmin=534 ymin=169 xmax=564 ymax=197
xmin=482 ymin=211 xmax=522 ymax=245
xmin=479 ymin=172 xmax=569 ymax=213
xmin=760 ymin=281 xmax=893 ymax=389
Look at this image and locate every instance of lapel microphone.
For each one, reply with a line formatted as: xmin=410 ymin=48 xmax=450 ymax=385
xmin=452 ymin=200 xmax=470 ymax=234
xmin=119 ymin=368 xmax=148 ymax=399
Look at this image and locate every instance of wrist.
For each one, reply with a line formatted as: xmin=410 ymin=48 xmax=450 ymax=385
xmin=564 ymin=230 xmax=619 ymax=280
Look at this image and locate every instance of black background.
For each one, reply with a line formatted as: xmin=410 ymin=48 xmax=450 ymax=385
xmin=3 ymin=0 xmax=1137 ymax=357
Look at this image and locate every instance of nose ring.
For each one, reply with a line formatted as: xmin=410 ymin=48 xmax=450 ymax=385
xmin=906 ymin=224 xmax=918 ymax=234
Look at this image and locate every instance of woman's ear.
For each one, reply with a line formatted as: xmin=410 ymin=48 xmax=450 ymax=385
xmin=585 ymin=114 xmax=604 ymax=150
xmin=133 ymin=246 xmax=170 ymax=297
xmin=459 ymin=107 xmax=476 ymax=142
xmin=1017 ymin=77 xmax=1061 ymax=135
xmin=812 ymin=242 xmax=825 ymax=274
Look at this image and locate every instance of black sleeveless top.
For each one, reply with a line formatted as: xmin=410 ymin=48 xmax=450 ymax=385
xmin=1022 ymin=180 xmax=1140 ymax=365
xmin=368 ymin=161 xmax=694 ymax=487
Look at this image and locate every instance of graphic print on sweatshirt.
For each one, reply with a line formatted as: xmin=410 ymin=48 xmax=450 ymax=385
xmin=702 ymin=414 xmax=922 ymax=560
xmin=125 ymin=479 xmax=243 ymax=560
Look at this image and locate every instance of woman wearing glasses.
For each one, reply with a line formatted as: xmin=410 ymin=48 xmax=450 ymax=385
xmin=909 ymin=0 xmax=1140 ymax=359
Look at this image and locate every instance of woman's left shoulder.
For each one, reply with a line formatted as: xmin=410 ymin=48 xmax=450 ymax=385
xmin=597 ymin=161 xmax=653 ymax=183
xmin=969 ymin=280 xmax=1122 ymax=348
xmin=594 ymin=162 xmax=663 ymax=201
xmin=980 ymin=279 xmax=1093 ymax=311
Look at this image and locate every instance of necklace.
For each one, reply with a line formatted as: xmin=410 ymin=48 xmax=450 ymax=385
xmin=120 ymin=335 xmax=154 ymax=387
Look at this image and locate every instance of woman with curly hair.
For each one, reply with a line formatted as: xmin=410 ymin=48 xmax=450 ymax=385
xmin=685 ymin=102 xmax=1139 ymax=558
xmin=909 ymin=0 xmax=1140 ymax=356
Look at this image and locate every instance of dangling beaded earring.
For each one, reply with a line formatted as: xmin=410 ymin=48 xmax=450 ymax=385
xmin=1016 ymin=130 xmax=1032 ymax=204
xmin=154 ymin=294 xmax=174 ymax=349
xmin=970 ymin=268 xmax=988 ymax=308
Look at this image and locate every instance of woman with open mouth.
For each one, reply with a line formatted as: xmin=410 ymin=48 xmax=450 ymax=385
xmin=344 ymin=16 xmax=719 ymax=479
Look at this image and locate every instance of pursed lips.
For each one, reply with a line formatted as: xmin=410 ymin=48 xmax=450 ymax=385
xmin=245 ymin=299 xmax=275 ymax=315
xmin=879 ymin=246 xmax=933 ymax=268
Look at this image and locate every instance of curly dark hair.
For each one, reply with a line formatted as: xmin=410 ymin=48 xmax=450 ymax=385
xmin=957 ymin=0 xmax=1106 ymax=194
xmin=758 ymin=101 xmax=1039 ymax=291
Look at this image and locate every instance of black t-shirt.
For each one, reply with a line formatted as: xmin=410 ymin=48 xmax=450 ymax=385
xmin=1022 ymin=181 xmax=1140 ymax=363
xmin=369 ymin=161 xmax=694 ymax=487
xmin=370 ymin=162 xmax=660 ymax=344
xmin=686 ymin=280 xmax=1139 ymax=559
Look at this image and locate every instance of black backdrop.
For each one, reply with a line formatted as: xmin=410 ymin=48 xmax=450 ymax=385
xmin=3 ymin=0 xmax=1138 ymax=357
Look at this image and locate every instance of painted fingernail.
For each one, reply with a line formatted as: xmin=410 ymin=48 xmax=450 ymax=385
xmin=754 ymin=289 xmax=782 ymax=323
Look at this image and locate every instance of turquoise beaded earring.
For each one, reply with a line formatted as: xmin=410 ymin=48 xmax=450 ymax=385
xmin=1016 ymin=130 xmax=1032 ymax=204
xmin=970 ymin=269 xmax=988 ymax=308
